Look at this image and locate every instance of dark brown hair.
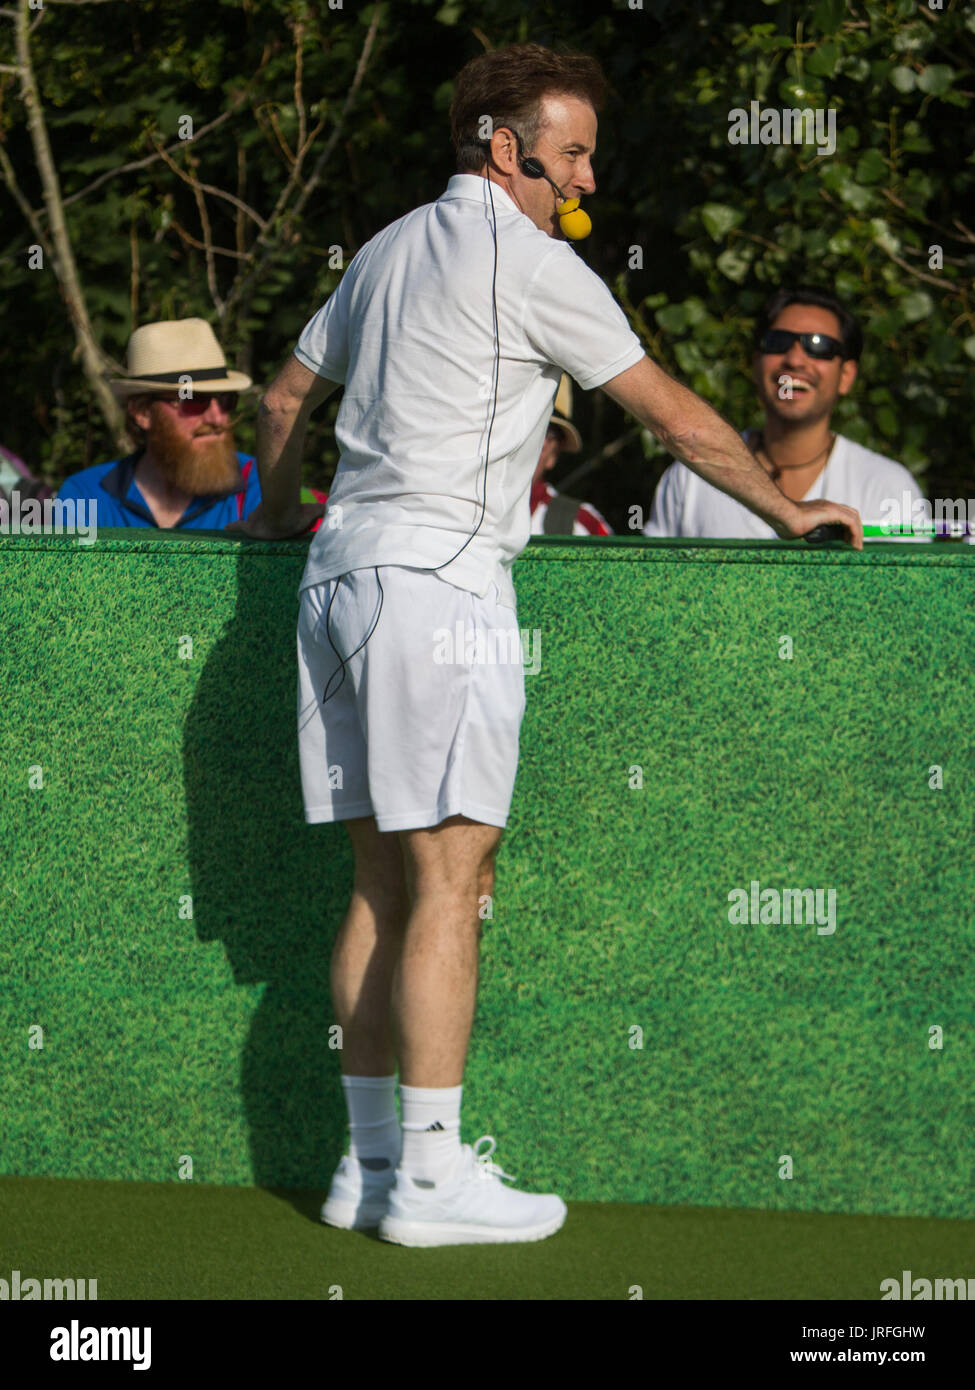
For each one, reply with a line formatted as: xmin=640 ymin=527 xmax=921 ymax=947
xmin=450 ymin=43 xmax=608 ymax=173
xmin=755 ymin=286 xmax=864 ymax=362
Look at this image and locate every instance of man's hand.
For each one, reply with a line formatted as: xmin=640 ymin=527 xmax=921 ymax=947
xmin=770 ymin=498 xmax=864 ymax=550
xmin=224 ymin=500 xmax=324 ymax=539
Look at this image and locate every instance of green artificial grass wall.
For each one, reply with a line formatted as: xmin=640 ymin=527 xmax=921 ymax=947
xmin=1 ymin=530 xmax=972 ymax=1218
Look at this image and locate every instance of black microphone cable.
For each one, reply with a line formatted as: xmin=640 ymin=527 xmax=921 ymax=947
xmin=320 ymin=176 xmax=503 ymax=704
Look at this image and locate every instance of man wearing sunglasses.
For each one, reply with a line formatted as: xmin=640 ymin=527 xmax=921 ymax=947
xmin=643 ymin=286 xmax=925 ymax=541
xmin=57 ymin=319 xmax=264 ymax=530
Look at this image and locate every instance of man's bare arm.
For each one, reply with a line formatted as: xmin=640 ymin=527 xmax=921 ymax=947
xmin=601 ymin=356 xmax=863 ymax=547
xmin=256 ymin=355 xmax=342 ymax=521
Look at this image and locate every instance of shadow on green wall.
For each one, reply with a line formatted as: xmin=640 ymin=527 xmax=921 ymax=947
xmin=182 ymin=546 xmax=353 ymax=1208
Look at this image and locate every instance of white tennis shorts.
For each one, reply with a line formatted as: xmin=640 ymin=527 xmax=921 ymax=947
xmin=296 ymin=565 xmax=527 ymax=832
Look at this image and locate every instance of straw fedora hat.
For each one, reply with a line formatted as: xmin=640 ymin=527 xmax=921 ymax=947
xmin=109 ymin=318 xmax=252 ymax=397
xmin=549 ymin=374 xmax=582 ymax=453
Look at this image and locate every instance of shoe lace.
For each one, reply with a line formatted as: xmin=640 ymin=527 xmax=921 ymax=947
xmin=472 ymin=1135 xmax=515 ymax=1183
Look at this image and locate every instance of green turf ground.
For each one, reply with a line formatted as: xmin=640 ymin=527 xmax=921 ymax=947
xmin=1 ymin=1177 xmax=972 ymax=1300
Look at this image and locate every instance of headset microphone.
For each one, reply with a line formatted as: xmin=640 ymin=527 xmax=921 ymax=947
xmin=517 ymin=153 xmax=592 ymax=241
xmin=510 ymin=132 xmax=592 ymax=241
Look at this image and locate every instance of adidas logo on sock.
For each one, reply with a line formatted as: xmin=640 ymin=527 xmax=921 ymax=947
xmin=425 ymin=1121 xmax=445 ymax=1132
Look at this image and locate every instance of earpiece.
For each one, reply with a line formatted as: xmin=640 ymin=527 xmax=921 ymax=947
xmin=470 ymin=132 xmax=592 ymax=241
xmin=513 ymin=137 xmax=591 ymax=240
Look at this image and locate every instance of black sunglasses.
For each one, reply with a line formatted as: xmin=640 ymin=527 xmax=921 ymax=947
xmin=759 ymin=329 xmax=844 ymax=360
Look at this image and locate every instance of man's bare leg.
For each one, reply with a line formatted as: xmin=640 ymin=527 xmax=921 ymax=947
xmin=322 ymin=815 xmax=410 ymax=1217
xmin=394 ymin=813 xmax=502 ymax=1088
xmin=328 ymin=811 xmax=566 ymax=1241
xmin=330 ymin=812 xmax=499 ymax=1080
xmin=330 ymin=815 xmax=410 ymax=1077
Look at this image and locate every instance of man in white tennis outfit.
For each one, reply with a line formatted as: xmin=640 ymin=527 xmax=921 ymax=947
xmin=228 ymin=43 xmax=863 ymax=1248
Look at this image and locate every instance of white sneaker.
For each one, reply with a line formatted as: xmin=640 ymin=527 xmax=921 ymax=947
xmin=378 ymin=1136 xmax=567 ymax=1247
xmin=320 ymin=1153 xmax=398 ymax=1230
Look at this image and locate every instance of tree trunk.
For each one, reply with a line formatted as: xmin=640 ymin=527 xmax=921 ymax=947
xmin=14 ymin=0 xmax=125 ymax=450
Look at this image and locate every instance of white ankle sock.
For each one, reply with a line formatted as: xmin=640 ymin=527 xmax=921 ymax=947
xmin=399 ymin=1084 xmax=463 ymax=1180
xmin=341 ymin=1074 xmax=400 ymax=1172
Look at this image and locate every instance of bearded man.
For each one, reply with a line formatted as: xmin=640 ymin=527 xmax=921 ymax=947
xmin=58 ymin=319 xmax=261 ymax=529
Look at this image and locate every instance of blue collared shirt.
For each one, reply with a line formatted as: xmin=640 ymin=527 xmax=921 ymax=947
xmin=56 ymin=450 xmax=262 ymax=528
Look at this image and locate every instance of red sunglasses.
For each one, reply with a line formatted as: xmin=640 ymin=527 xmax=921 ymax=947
xmin=157 ymin=392 xmax=239 ymax=416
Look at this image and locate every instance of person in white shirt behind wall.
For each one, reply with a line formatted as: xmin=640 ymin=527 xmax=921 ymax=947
xmin=643 ymin=285 xmax=927 ymax=543
xmin=226 ymin=43 xmax=863 ymax=1251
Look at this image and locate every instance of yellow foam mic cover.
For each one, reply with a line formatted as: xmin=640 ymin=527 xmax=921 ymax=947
xmin=556 ymin=197 xmax=592 ymax=241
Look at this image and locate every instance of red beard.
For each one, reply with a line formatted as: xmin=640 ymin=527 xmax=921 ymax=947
xmin=146 ymin=402 xmax=242 ymax=498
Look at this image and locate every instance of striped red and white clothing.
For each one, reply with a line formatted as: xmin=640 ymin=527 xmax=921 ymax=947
xmin=528 ymin=478 xmax=613 ymax=536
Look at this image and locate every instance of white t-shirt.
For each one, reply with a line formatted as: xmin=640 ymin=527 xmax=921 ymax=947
xmin=643 ymin=433 xmax=928 ymax=542
xmin=294 ymin=174 xmax=645 ymax=609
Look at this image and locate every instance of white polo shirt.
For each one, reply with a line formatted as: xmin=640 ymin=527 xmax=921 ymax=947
xmin=294 ymin=173 xmax=645 ymax=609
xmin=643 ymin=432 xmax=928 ymax=542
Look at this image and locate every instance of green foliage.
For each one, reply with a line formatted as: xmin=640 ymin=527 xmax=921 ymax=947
xmin=0 ymin=0 xmax=972 ymax=516
xmin=611 ymin=0 xmax=974 ymax=489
